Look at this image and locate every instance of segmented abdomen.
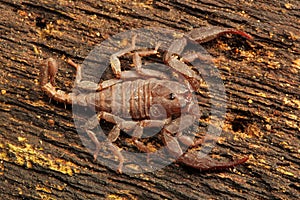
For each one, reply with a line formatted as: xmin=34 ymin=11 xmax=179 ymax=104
xmin=93 ymin=79 xmax=152 ymax=120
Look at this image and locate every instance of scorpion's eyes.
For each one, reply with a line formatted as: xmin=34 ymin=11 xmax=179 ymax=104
xmin=169 ymin=93 xmax=176 ymax=100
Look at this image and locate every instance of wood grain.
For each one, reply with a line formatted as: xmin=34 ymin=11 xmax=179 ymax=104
xmin=0 ymin=0 xmax=299 ymax=199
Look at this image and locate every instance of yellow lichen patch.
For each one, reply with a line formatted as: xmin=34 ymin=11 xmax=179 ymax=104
xmin=5 ymin=143 xmax=80 ymax=176
xmin=248 ymin=144 xmax=263 ymax=150
xmin=0 ymin=160 xmax=4 ymax=175
xmin=37 ymin=22 xmax=63 ymax=39
xmin=36 ymin=184 xmax=52 ymax=193
xmin=285 ymin=120 xmax=298 ymax=130
xmin=55 ymin=183 xmax=67 ymax=191
xmin=107 ymin=194 xmax=126 ymax=200
xmin=255 ymin=92 xmax=267 ymax=98
xmin=22 ymin=99 xmax=49 ymax=107
xmin=255 ymin=159 xmax=271 ymax=170
xmin=107 ymin=191 xmax=137 ymax=200
xmin=287 ymin=114 xmax=298 ymax=121
xmin=56 ymin=19 xmax=67 ymax=26
xmin=32 ymin=45 xmax=40 ymax=55
xmin=292 ymin=58 xmax=300 ymax=69
xmin=217 ymin=41 xmax=231 ymax=51
xmin=18 ymin=137 xmax=27 ymax=142
xmin=282 ymin=97 xmax=300 ymax=109
xmin=265 ymin=124 xmax=272 ymax=131
xmin=36 ymin=182 xmax=67 ymax=197
xmin=284 ymin=3 xmax=293 ymax=9
xmin=279 ymin=141 xmax=294 ymax=151
xmin=37 ymin=193 xmax=56 ymax=200
xmin=247 ymin=124 xmax=264 ymax=138
xmin=17 ymin=187 xmax=23 ymax=195
xmin=291 ymin=99 xmax=300 ymax=109
xmin=276 ymin=167 xmax=295 ymax=177
xmin=132 ymin=1 xmax=154 ymax=9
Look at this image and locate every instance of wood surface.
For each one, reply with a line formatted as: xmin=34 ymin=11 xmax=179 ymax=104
xmin=0 ymin=0 xmax=299 ymax=199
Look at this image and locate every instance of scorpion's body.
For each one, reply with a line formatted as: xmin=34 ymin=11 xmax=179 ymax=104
xmin=90 ymin=79 xmax=187 ymax=120
xmin=40 ymin=26 xmax=252 ymax=173
xmin=43 ymin=78 xmax=188 ymax=120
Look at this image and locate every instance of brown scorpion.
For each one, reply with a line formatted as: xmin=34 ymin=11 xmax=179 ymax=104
xmin=40 ymin=26 xmax=252 ymax=173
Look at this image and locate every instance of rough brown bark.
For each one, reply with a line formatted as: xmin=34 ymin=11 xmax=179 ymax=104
xmin=0 ymin=0 xmax=299 ymax=199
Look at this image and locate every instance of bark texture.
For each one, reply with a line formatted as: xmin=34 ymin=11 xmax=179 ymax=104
xmin=0 ymin=0 xmax=299 ymax=199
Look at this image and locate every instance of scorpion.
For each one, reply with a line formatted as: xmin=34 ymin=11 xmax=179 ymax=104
xmin=40 ymin=26 xmax=252 ymax=173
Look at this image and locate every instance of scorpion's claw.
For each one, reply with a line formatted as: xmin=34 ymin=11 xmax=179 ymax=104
xmin=178 ymin=151 xmax=249 ymax=171
xmin=39 ymin=57 xmax=58 ymax=86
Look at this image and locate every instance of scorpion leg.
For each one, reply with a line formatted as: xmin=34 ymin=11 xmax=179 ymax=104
xmin=165 ymin=52 xmax=202 ymax=81
xmin=99 ymin=111 xmax=172 ymax=158
xmin=66 ymin=57 xmax=162 ymax=91
xmin=96 ymin=79 xmax=123 ymax=91
xmin=163 ymin=37 xmax=204 ymax=90
xmin=133 ymin=41 xmax=161 ymax=58
xmin=111 ymin=35 xmax=169 ymax=80
xmin=67 ymin=58 xmax=125 ymax=91
xmin=162 ymin=114 xmax=200 ymax=157
xmin=87 ymin=126 xmax=124 ymax=174
xmin=113 ymin=40 xmax=169 ymax=80
xmin=131 ymin=42 xmax=168 ymax=78
xmin=85 ymin=111 xmax=167 ymax=172
xmin=66 ymin=58 xmax=122 ymax=91
xmin=110 ymin=34 xmax=137 ymax=78
xmin=130 ymin=44 xmax=170 ymax=80
xmin=84 ymin=112 xmax=135 ymax=173
xmin=163 ymin=26 xmax=253 ymax=88
xmin=130 ymin=119 xmax=169 ymax=154
xmin=66 ymin=58 xmax=83 ymax=86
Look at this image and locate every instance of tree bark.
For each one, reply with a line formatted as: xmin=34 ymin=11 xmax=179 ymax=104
xmin=0 ymin=0 xmax=299 ymax=199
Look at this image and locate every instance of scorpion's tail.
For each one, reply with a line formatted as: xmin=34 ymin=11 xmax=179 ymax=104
xmin=186 ymin=26 xmax=253 ymax=43
xmin=177 ymin=151 xmax=249 ymax=171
